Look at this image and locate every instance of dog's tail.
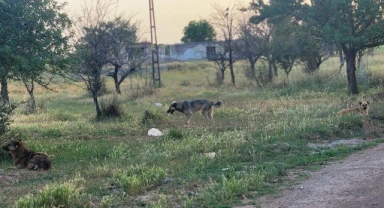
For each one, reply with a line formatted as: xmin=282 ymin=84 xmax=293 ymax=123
xmin=211 ymin=100 xmax=223 ymax=108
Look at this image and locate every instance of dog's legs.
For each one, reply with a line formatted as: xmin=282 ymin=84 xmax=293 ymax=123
xmin=185 ymin=114 xmax=193 ymax=128
xmin=202 ymin=110 xmax=208 ymax=119
xmin=207 ymin=109 xmax=214 ymax=121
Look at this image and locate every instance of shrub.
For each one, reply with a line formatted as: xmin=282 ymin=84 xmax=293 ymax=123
xmin=100 ymin=94 xmax=124 ymax=118
xmin=0 ymin=102 xmax=15 ymax=162
xmin=0 ymin=102 xmax=14 ymax=136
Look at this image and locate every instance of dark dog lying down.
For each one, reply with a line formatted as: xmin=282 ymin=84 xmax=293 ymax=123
xmin=2 ymin=139 xmax=51 ymax=170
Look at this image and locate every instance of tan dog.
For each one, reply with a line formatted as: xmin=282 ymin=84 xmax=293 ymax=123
xmin=2 ymin=139 xmax=51 ymax=170
xmin=337 ymin=101 xmax=370 ymax=116
xmin=167 ymin=99 xmax=223 ymax=127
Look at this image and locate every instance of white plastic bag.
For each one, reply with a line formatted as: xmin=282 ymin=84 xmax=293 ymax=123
xmin=148 ymin=128 xmax=163 ymax=137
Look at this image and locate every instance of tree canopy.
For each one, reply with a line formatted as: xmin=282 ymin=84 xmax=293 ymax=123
xmin=0 ymin=0 xmax=72 ymax=104
xmin=252 ymin=0 xmax=384 ymax=94
xmin=181 ymin=20 xmax=216 ymax=43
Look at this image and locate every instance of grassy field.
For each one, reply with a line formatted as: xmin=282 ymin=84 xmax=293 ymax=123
xmin=1 ymin=51 xmax=384 ymax=207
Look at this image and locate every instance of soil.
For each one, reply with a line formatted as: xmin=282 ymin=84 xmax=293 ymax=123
xmin=258 ymin=142 xmax=384 ymax=208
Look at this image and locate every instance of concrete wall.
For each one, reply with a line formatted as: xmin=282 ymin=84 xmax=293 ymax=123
xmin=155 ymin=42 xmax=222 ymax=62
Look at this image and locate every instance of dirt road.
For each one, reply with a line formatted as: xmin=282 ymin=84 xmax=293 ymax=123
xmin=259 ymin=143 xmax=384 ymax=208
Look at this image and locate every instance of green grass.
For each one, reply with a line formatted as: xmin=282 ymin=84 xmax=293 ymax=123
xmin=1 ymin=54 xmax=384 ymax=207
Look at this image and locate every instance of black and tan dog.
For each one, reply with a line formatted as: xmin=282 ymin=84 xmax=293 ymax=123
xmin=167 ymin=99 xmax=223 ymax=127
xmin=337 ymin=101 xmax=370 ymax=116
xmin=2 ymin=139 xmax=51 ymax=170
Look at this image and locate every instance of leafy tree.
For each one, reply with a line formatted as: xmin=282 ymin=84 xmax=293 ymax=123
xmin=74 ymin=24 xmax=111 ymax=118
xmin=103 ymin=17 xmax=146 ymax=94
xmin=181 ymin=20 xmax=216 ymax=43
xmin=252 ymin=0 xmax=384 ymax=94
xmin=0 ymin=0 xmax=72 ymax=110
xmin=72 ymin=0 xmax=121 ymax=119
xmin=236 ymin=7 xmax=264 ymax=79
xmin=272 ymin=18 xmax=302 ymax=82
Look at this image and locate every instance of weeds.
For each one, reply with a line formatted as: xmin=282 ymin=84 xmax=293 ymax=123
xmin=112 ymin=165 xmax=167 ymax=194
xmin=16 ymin=177 xmax=91 ymax=208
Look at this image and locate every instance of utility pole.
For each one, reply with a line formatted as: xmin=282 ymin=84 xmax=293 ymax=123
xmin=149 ymin=0 xmax=161 ymax=88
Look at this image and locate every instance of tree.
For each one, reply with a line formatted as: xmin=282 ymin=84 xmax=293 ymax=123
xmin=74 ymin=25 xmax=111 ymax=118
xmin=252 ymin=0 xmax=384 ymax=94
xmin=0 ymin=0 xmax=72 ymax=110
xmin=209 ymin=3 xmax=241 ymax=85
xmin=73 ymin=0 xmax=120 ymax=119
xmin=103 ymin=17 xmax=147 ymax=94
xmin=236 ymin=6 xmax=264 ymax=79
xmin=273 ymin=18 xmax=302 ymax=82
xmin=181 ymin=20 xmax=216 ymax=43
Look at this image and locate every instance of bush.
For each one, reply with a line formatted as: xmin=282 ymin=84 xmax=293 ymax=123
xmin=100 ymin=94 xmax=124 ymax=118
xmin=0 ymin=103 xmax=14 ymax=136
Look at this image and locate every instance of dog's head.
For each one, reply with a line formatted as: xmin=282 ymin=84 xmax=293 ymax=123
xmin=359 ymin=101 xmax=370 ymax=110
xmin=166 ymin=101 xmax=177 ymax=114
xmin=2 ymin=139 xmax=23 ymax=152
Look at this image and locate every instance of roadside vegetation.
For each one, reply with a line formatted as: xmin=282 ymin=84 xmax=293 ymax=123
xmin=1 ymin=53 xmax=384 ymax=207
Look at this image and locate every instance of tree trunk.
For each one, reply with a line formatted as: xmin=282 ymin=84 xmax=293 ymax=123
xmin=344 ymin=50 xmax=359 ymax=94
xmin=24 ymin=80 xmax=36 ymax=113
xmin=92 ymin=93 xmax=102 ymax=119
xmin=113 ymin=66 xmax=121 ymax=94
xmin=229 ymin=62 xmax=235 ymax=85
xmin=114 ymin=76 xmax=121 ymax=94
xmin=0 ymin=76 xmax=9 ymax=104
xmin=221 ymin=68 xmax=225 ymax=80
xmin=267 ymin=58 xmax=273 ymax=81
xmin=273 ymin=61 xmax=278 ymax=77
xmin=249 ymin=59 xmax=256 ymax=78
xmin=338 ymin=50 xmax=345 ymax=73
xmin=229 ymin=49 xmax=235 ymax=85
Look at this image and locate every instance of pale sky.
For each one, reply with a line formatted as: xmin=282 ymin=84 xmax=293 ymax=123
xmin=57 ymin=0 xmax=240 ymax=44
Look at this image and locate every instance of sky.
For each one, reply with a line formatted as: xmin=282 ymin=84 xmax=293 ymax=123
xmin=57 ymin=0 xmax=238 ymax=44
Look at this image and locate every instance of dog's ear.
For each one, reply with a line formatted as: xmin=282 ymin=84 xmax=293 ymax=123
xmin=359 ymin=101 xmax=362 ymax=105
xmin=367 ymin=101 xmax=370 ymax=105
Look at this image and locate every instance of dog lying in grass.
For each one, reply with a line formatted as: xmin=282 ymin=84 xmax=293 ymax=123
xmin=337 ymin=101 xmax=370 ymax=116
xmin=166 ymin=99 xmax=223 ymax=127
xmin=2 ymin=139 xmax=51 ymax=170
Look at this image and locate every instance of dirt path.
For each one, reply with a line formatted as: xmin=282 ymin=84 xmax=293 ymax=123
xmin=259 ymin=143 xmax=384 ymax=208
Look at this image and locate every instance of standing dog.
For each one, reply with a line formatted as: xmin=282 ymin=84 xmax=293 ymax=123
xmin=2 ymin=139 xmax=51 ymax=170
xmin=337 ymin=101 xmax=370 ymax=116
xmin=167 ymin=99 xmax=223 ymax=127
